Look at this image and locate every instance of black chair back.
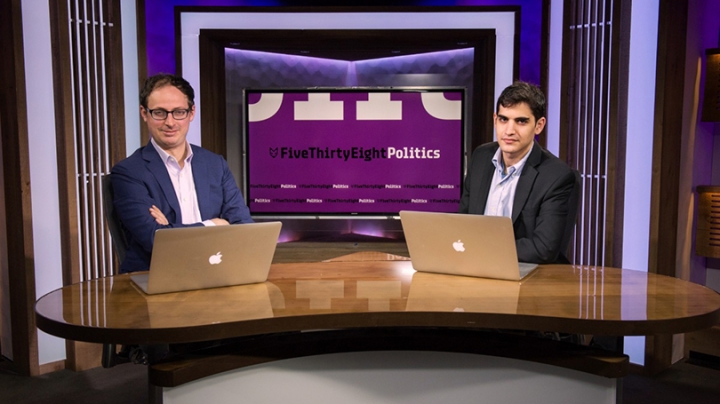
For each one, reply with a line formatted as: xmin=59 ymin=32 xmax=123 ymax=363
xmin=560 ymin=169 xmax=582 ymax=263
xmin=102 ymin=173 xmax=128 ymax=265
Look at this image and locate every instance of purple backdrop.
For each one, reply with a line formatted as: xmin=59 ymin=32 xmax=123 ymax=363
xmin=246 ymin=90 xmax=463 ymax=214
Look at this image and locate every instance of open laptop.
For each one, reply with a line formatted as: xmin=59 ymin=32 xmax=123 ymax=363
xmin=399 ymin=210 xmax=537 ymax=281
xmin=130 ymin=222 xmax=282 ymax=295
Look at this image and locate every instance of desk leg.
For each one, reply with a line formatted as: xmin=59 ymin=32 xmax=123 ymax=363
xmin=148 ymin=368 xmax=163 ymax=404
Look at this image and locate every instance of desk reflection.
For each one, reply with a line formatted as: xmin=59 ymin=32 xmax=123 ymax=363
xmin=407 ymin=272 xmax=520 ymax=314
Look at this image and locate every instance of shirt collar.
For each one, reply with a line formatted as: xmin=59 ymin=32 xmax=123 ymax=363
xmin=491 ymin=142 xmax=534 ymax=178
xmin=150 ymin=138 xmax=193 ymax=164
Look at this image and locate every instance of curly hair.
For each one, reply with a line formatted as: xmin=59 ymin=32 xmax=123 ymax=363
xmin=139 ymin=73 xmax=195 ymax=109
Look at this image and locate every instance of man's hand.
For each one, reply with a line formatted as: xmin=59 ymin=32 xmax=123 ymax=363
xmin=149 ymin=205 xmax=168 ymax=225
xmin=149 ymin=205 xmax=229 ymax=226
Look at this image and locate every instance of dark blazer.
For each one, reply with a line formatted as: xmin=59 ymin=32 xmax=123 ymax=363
xmin=111 ymin=143 xmax=253 ymax=273
xmin=458 ymin=141 xmax=576 ymax=264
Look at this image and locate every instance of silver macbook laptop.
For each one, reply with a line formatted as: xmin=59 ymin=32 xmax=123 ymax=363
xmin=130 ymin=222 xmax=282 ymax=295
xmin=399 ymin=210 xmax=538 ymax=281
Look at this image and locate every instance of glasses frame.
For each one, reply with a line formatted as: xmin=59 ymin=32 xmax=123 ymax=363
xmin=145 ymin=107 xmax=192 ymax=121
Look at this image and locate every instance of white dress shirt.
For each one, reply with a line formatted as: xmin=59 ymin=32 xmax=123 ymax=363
xmin=151 ymin=139 xmax=214 ymax=226
xmin=484 ymin=144 xmax=533 ymax=218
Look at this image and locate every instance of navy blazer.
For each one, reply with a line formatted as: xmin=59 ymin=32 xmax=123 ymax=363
xmin=111 ymin=143 xmax=253 ymax=273
xmin=458 ymin=141 xmax=576 ymax=264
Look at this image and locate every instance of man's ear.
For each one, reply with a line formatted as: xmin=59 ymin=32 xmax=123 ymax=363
xmin=140 ymin=106 xmax=148 ymax=122
xmin=534 ymin=117 xmax=547 ymax=134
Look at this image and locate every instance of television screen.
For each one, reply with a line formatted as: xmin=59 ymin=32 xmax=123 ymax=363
xmin=244 ymin=88 xmax=465 ymax=216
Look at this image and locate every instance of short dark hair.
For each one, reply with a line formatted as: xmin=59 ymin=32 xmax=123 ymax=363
xmin=496 ymin=81 xmax=546 ymax=122
xmin=139 ymin=73 xmax=195 ymax=109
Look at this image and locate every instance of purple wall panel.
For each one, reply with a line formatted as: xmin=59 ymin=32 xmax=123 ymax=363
xmin=144 ymin=0 xmax=543 ymax=84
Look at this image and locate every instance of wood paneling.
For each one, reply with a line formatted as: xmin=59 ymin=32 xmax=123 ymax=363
xmin=560 ymin=0 xmax=625 ymax=268
xmin=50 ymin=0 xmax=126 ymax=372
xmin=0 ymin=0 xmax=39 ymax=377
xmin=645 ymin=0 xmax=688 ymax=375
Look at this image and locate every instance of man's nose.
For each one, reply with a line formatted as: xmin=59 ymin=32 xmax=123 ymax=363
xmin=504 ymin=121 xmax=517 ymax=133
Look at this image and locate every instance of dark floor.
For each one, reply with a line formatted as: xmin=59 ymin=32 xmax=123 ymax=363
xmin=3 ymin=239 xmax=719 ymax=403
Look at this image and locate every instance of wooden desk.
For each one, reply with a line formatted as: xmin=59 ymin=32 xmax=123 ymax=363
xmin=36 ymin=257 xmax=720 ymax=343
xmin=35 ymin=254 xmax=720 ymax=404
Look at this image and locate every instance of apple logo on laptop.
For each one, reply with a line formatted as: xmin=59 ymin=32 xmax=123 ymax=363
xmin=209 ymin=252 xmax=223 ymax=265
xmin=452 ymin=240 xmax=465 ymax=252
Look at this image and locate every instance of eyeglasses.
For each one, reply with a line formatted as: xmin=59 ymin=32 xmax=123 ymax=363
xmin=145 ymin=108 xmax=192 ymax=120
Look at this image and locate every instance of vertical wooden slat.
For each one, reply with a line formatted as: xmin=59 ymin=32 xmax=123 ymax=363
xmin=579 ymin=0 xmax=590 ymax=266
xmin=59 ymin=0 xmax=125 ymax=282
xmin=51 ymin=0 xmax=126 ymax=370
xmin=97 ymin=1 xmax=110 ymax=277
xmin=561 ymin=0 xmax=625 ymax=268
xmin=89 ymin=0 xmax=102 ymax=280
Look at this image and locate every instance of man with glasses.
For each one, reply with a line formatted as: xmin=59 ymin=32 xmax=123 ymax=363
xmin=111 ymin=73 xmax=253 ymax=273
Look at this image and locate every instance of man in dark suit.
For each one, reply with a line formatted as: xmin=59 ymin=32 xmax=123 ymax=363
xmin=459 ymin=81 xmax=576 ymax=264
xmin=112 ymin=74 xmax=253 ymax=273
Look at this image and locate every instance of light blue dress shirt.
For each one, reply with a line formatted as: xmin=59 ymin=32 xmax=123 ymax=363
xmin=484 ymin=144 xmax=533 ymax=218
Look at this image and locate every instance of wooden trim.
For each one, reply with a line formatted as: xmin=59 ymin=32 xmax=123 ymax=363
xmin=511 ymin=6 xmax=522 ymax=82
xmin=644 ymin=0 xmax=689 ymax=375
xmin=609 ymin=0 xmax=632 ymax=268
xmin=106 ymin=0 xmax=127 ymax=171
xmin=648 ymin=0 xmax=686 ymax=276
xmin=50 ymin=0 xmax=81 ymax=290
xmin=38 ymin=359 xmax=66 ymax=375
xmin=473 ymin=33 xmax=498 ymax=150
xmin=558 ymin=0 xmax=572 ymax=163
xmin=0 ymin=0 xmax=39 ymax=376
xmin=537 ymin=0 xmax=551 ymax=148
xmin=198 ymin=31 xmax=227 ymax=156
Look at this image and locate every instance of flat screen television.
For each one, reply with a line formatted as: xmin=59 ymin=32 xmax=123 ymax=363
xmin=243 ymin=87 xmax=466 ymax=217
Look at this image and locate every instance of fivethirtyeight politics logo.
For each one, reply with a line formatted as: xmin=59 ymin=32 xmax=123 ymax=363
xmin=251 ymin=92 xmax=460 ymax=162
xmin=245 ymin=90 xmax=463 ymax=214
xmin=268 ymin=146 xmax=440 ymax=161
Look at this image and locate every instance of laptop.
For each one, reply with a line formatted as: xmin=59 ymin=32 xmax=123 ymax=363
xmin=399 ymin=210 xmax=538 ymax=281
xmin=130 ymin=222 xmax=282 ymax=295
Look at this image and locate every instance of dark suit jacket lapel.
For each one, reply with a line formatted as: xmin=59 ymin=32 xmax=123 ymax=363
xmin=190 ymin=146 xmax=211 ymax=220
xmin=511 ymin=142 xmax=542 ymax=223
xmin=142 ymin=144 xmax=181 ymax=219
xmin=478 ymin=160 xmax=495 ymax=215
xmin=475 ymin=154 xmax=496 ymax=214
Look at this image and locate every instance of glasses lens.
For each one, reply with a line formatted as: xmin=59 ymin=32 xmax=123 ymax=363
xmin=150 ymin=109 xmax=167 ymax=120
xmin=172 ymin=109 xmax=189 ymax=119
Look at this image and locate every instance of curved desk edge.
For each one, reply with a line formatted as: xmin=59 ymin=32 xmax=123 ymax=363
xmin=148 ymin=328 xmax=629 ymax=388
xmin=35 ymin=309 xmax=720 ymax=346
